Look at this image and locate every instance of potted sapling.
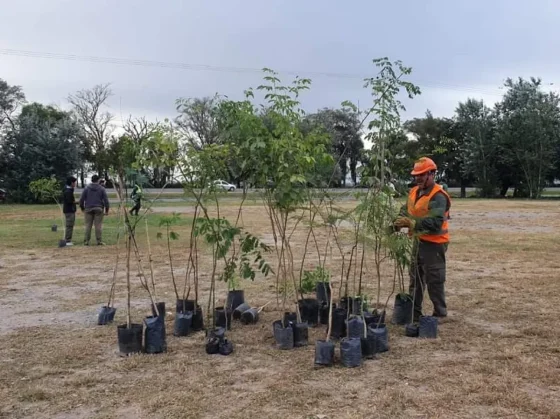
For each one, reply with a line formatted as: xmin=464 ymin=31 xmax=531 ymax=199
xmin=157 ymin=213 xmax=194 ymax=336
xmin=115 ymin=170 xmax=164 ymax=355
xmin=299 ymin=266 xmax=329 ymax=326
xmin=314 ymin=281 xmax=336 ymax=367
xmin=29 ymin=177 xmax=70 ymax=248
xmin=98 ymin=203 xmax=124 ymax=325
xmin=219 ymin=232 xmax=273 ymax=328
xmin=114 ymin=173 xmax=143 ymax=356
xmin=388 ymin=230 xmax=414 ymax=325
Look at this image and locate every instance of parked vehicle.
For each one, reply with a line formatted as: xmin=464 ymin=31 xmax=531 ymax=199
xmin=212 ymin=180 xmax=236 ymax=192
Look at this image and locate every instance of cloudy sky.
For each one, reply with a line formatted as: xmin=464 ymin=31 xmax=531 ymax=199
xmin=1 ymin=0 xmax=559 ymax=130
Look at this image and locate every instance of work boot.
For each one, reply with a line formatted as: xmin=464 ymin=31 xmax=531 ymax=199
xmin=97 ymin=241 xmax=105 ymax=246
xmin=83 ymin=241 xmax=90 ymax=246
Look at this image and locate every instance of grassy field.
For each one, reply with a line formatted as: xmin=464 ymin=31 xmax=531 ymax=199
xmin=0 ymin=198 xmax=559 ymax=418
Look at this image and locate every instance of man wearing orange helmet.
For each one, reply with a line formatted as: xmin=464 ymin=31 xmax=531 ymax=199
xmin=394 ymin=157 xmax=451 ymax=321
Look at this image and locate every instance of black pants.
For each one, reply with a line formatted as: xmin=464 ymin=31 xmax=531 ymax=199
xmin=408 ymin=240 xmax=448 ymax=320
xmin=130 ymin=202 xmax=141 ymax=216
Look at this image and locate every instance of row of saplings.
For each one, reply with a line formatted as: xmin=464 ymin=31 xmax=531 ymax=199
xmin=97 ymin=284 xmax=437 ymax=363
xmin=98 ymin=288 xmax=263 ymax=356
xmin=273 ymin=283 xmax=439 ymax=368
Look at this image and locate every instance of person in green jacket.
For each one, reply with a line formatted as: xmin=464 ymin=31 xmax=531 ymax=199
xmin=130 ymin=184 xmax=143 ymax=216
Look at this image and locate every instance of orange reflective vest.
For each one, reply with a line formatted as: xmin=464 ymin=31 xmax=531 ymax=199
xmin=406 ymin=184 xmax=451 ymax=244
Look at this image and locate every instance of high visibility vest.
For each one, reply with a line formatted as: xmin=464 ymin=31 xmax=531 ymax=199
xmin=406 ymin=184 xmax=451 ymax=244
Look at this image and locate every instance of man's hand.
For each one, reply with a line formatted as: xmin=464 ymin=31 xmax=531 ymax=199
xmin=394 ymin=216 xmax=416 ymax=230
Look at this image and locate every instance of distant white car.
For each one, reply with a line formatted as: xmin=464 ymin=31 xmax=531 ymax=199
xmin=212 ymin=180 xmax=236 ymax=192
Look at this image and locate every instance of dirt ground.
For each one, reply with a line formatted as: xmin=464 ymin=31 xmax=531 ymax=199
xmin=0 ymin=199 xmax=559 ymax=419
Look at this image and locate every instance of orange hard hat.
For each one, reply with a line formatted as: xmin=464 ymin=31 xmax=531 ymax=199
xmin=411 ymin=157 xmax=437 ymax=175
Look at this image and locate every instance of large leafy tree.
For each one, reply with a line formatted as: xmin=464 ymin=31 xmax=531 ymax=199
xmin=454 ymin=99 xmax=497 ymax=197
xmin=403 ymin=111 xmax=455 ymax=177
xmin=494 ymin=77 xmax=560 ymax=198
xmin=303 ymin=108 xmax=363 ymax=186
xmin=0 ymin=103 xmax=83 ymax=202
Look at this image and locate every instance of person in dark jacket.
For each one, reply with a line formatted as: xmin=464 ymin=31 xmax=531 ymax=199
xmin=79 ymin=175 xmax=110 ymax=246
xmin=62 ymin=176 xmax=77 ymax=246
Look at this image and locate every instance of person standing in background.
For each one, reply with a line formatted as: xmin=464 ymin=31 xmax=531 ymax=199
xmin=62 ymin=176 xmax=78 ymax=246
xmin=79 ymin=175 xmax=110 ymax=246
xmin=130 ymin=183 xmax=143 ymax=216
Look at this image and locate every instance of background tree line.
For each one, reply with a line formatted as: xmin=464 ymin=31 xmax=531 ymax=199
xmin=1 ymin=75 xmax=559 ymax=202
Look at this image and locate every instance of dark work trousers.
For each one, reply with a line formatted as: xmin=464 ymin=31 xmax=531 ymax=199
xmin=84 ymin=207 xmax=104 ymax=245
xmin=64 ymin=213 xmax=75 ymax=242
xmin=130 ymin=201 xmax=141 ymax=216
xmin=409 ymin=240 xmax=448 ymax=320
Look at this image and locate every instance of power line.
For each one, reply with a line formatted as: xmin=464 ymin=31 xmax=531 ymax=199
xmin=0 ymin=48 xmax=506 ymax=97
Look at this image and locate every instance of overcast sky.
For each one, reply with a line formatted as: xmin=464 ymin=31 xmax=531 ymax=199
xmin=1 ymin=0 xmax=559 ymax=130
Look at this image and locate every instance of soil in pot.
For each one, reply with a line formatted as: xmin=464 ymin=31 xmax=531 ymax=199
xmin=391 ymin=294 xmax=413 ymax=325
xmin=363 ymin=309 xmax=385 ymax=327
xmin=272 ymin=320 xmax=294 ymax=350
xmin=419 ymin=316 xmax=438 ymax=339
xmin=206 ymin=326 xmax=226 ymax=341
xmin=331 ymin=307 xmax=347 ymax=340
xmin=151 ymin=302 xmax=166 ymax=320
xmin=314 ymin=340 xmax=335 ymax=366
xmin=98 ymin=306 xmax=117 ymax=325
xmin=191 ymin=306 xmax=204 ymax=331
xmin=297 ymin=298 xmax=319 ymax=326
xmin=405 ymin=323 xmax=419 ymax=338
xmin=175 ymin=299 xmax=195 ymax=313
xmin=369 ymin=324 xmax=389 ymax=353
xmin=233 ymin=303 xmax=251 ymax=320
xmin=144 ymin=315 xmax=167 ymax=354
xmin=117 ymin=323 xmax=143 ymax=356
xmin=240 ymin=308 xmax=259 ymax=325
xmin=226 ymin=290 xmax=245 ymax=310
xmin=292 ymin=322 xmax=309 ymax=347
xmin=346 ymin=315 xmax=365 ymax=339
xmin=315 ymin=281 xmax=331 ymax=304
xmin=283 ymin=312 xmax=297 ymax=325
xmin=214 ymin=306 xmax=233 ymax=330
xmin=340 ymin=338 xmax=362 ymax=368
xmin=173 ymin=311 xmax=193 ymax=337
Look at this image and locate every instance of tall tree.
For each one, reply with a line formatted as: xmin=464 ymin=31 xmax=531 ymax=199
xmin=0 ymin=103 xmax=83 ymax=202
xmin=403 ymin=111 xmax=455 ymax=175
xmin=67 ymin=83 xmax=114 ymax=179
xmin=303 ymin=108 xmax=363 ymax=186
xmin=0 ymin=79 xmax=25 ymax=133
xmin=494 ymin=77 xmax=560 ymax=199
xmin=175 ymin=95 xmax=222 ymax=150
xmin=454 ymin=99 xmax=497 ymax=197
xmin=123 ymin=116 xmax=160 ymax=145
